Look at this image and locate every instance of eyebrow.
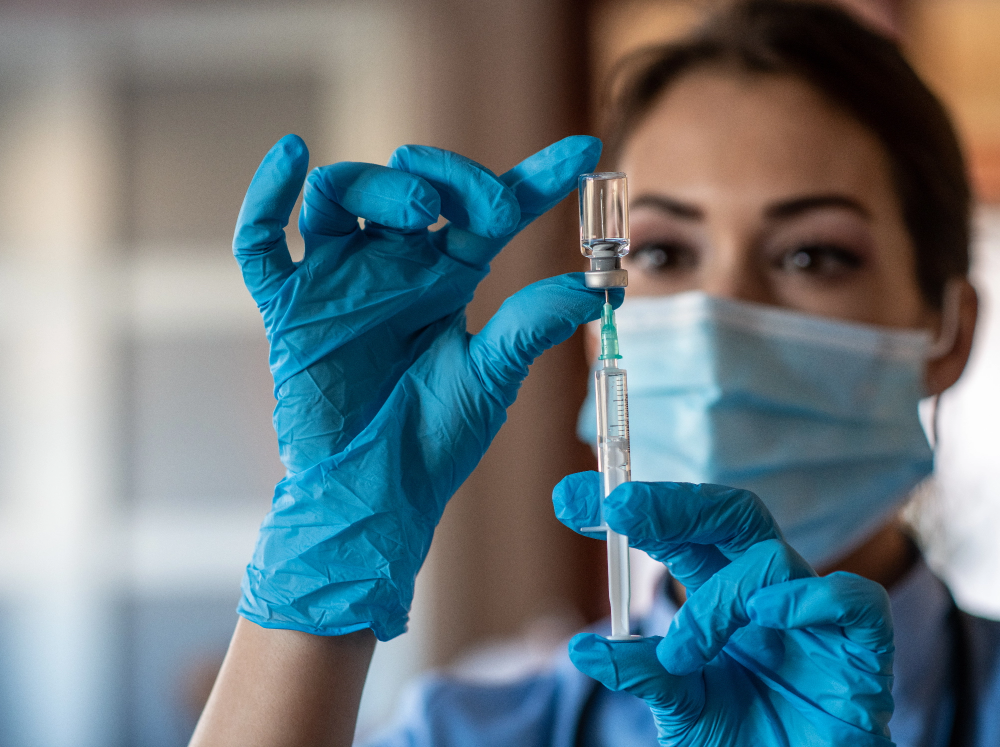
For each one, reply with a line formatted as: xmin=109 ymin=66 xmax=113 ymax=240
xmin=631 ymin=194 xmax=703 ymax=220
xmin=765 ymin=194 xmax=871 ymax=220
xmin=630 ymin=192 xmax=871 ymax=222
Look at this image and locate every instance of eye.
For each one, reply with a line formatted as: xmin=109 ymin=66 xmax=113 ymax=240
xmin=778 ymin=244 xmax=863 ymax=275
xmin=629 ymin=242 xmax=698 ymax=273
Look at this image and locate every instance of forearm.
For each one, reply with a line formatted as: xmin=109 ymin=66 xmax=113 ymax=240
xmin=189 ymin=617 xmax=375 ymax=747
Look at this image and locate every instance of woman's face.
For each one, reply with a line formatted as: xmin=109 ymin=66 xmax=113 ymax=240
xmin=619 ymin=68 xmax=934 ymax=329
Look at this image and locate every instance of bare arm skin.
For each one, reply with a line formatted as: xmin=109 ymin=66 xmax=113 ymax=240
xmin=188 ymin=619 xmax=375 ymax=747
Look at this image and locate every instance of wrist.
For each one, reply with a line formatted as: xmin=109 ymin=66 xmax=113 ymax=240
xmin=238 ymin=463 xmax=434 ymax=641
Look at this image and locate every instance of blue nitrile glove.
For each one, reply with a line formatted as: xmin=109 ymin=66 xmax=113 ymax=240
xmin=235 ymin=135 xmax=619 ymax=640
xmin=236 ymin=134 xmax=601 ymax=473
xmin=554 ymin=473 xmax=895 ymax=746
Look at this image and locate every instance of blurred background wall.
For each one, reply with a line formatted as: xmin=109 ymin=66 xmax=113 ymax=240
xmin=0 ymin=1 xmax=995 ymax=746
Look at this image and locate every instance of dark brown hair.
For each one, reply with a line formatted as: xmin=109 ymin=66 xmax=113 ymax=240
xmin=603 ymin=0 xmax=970 ymax=308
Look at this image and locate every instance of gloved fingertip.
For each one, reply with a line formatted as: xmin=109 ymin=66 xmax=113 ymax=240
xmin=273 ymin=132 xmax=309 ymax=165
xmin=234 ymin=134 xmax=310 ymax=265
xmin=546 ymin=273 xmax=620 ymax=322
xmin=374 ymin=165 xmax=441 ymax=227
xmin=561 ymin=134 xmax=603 ymax=171
xmin=385 ymin=143 xmax=415 ymax=170
xmin=245 ymin=134 xmax=310 ymax=213
xmin=553 ymin=470 xmax=601 ymax=496
xmin=604 ymin=479 xmax=639 ymax=504
xmin=571 ymin=634 xmax=668 ymax=693
xmin=567 ymin=633 xmax=613 ymax=674
xmin=744 ymin=591 xmax=785 ymax=628
xmin=655 ymin=634 xmax=702 ymax=677
xmin=411 ymin=185 xmax=443 ymax=227
xmin=314 ymin=162 xmax=442 ymax=231
xmin=388 ymin=144 xmax=521 ymax=239
xmin=744 ymin=580 xmax=806 ymax=625
xmin=582 ymin=134 xmax=603 ymax=164
xmin=562 ymin=274 xmax=624 ymax=314
xmin=474 ymin=274 xmax=610 ymax=364
xmin=568 ymin=631 xmax=603 ymax=654
xmin=602 ymin=481 xmax=649 ymax=536
xmin=552 ymin=471 xmax=602 ymax=531
xmin=501 ymin=137 xmax=603 ymax=215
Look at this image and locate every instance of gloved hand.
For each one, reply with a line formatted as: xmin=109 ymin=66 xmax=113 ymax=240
xmin=235 ymin=134 xmax=619 ymax=640
xmin=235 ymin=134 xmax=600 ymax=473
xmin=554 ymin=473 xmax=895 ymax=746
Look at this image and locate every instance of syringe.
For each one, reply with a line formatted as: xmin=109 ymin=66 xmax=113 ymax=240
xmin=578 ymin=172 xmax=636 ymax=640
xmin=594 ymin=302 xmax=634 ymax=639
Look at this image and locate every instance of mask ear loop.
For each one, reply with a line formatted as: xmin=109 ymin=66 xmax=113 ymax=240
xmin=930 ymin=393 xmax=940 ymax=450
xmin=925 ymin=278 xmax=964 ymax=451
xmin=926 ymin=278 xmax=963 ymax=360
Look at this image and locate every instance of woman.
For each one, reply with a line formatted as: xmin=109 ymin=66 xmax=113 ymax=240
xmin=190 ymin=2 xmax=998 ymax=746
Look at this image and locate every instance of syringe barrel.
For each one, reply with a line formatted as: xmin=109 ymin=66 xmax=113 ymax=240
xmin=595 ymin=363 xmax=633 ymax=639
xmin=606 ymin=528 xmax=631 ymax=639
xmin=595 ymin=365 xmax=631 ymax=521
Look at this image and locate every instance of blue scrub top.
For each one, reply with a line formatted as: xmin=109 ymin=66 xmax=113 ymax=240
xmin=365 ymin=558 xmax=1000 ymax=747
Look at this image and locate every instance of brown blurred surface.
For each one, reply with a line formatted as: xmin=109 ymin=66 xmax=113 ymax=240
xmin=412 ymin=0 xmax=608 ymax=666
xmin=906 ymin=0 xmax=1000 ymax=203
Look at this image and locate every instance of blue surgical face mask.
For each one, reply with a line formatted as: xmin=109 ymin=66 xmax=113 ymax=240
xmin=577 ymin=291 xmax=937 ymax=568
